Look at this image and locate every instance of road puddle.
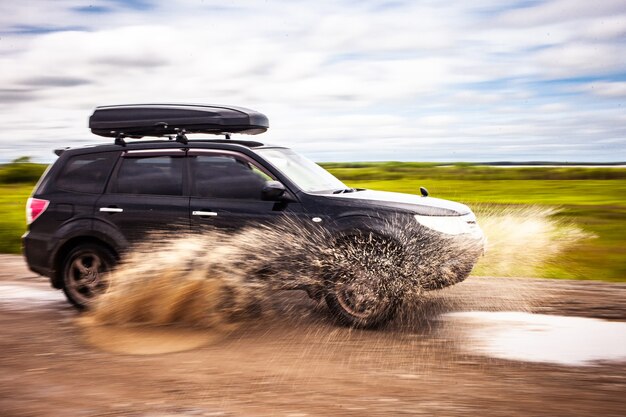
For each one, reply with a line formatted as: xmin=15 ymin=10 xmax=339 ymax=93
xmin=0 ymin=283 xmax=64 ymax=307
xmin=444 ymin=311 xmax=626 ymax=366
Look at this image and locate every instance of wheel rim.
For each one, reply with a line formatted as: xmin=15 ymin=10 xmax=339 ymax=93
xmin=65 ymin=251 xmax=108 ymax=306
xmin=334 ymin=270 xmax=390 ymax=320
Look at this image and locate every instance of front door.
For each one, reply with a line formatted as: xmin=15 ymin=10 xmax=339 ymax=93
xmin=188 ymin=150 xmax=303 ymax=232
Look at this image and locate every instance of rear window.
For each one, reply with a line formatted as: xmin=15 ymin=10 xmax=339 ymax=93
xmin=55 ymin=152 xmax=118 ymax=194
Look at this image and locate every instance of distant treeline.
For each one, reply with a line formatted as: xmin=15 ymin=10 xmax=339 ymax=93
xmin=321 ymin=162 xmax=626 ymax=181
xmin=0 ymin=157 xmax=47 ymax=184
xmin=3 ymin=157 xmax=626 ymax=185
xmin=451 ymin=161 xmax=626 ymax=166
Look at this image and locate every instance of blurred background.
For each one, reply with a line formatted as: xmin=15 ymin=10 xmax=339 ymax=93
xmin=3 ymin=160 xmax=626 ymax=281
xmin=0 ymin=0 xmax=624 ymax=162
xmin=0 ymin=0 xmax=624 ymax=281
xmin=1 ymin=2 xmax=625 ymax=416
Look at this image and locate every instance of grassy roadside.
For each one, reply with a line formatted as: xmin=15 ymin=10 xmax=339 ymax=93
xmin=1 ymin=161 xmax=625 ymax=282
xmin=0 ymin=184 xmax=33 ymax=254
xmin=323 ymin=163 xmax=626 ymax=282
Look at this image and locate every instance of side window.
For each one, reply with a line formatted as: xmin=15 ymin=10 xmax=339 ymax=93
xmin=112 ymin=156 xmax=184 ymax=196
xmin=55 ymin=152 xmax=118 ymax=194
xmin=191 ymin=154 xmax=271 ymax=200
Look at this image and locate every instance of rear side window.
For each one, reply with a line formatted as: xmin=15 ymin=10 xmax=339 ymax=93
xmin=55 ymin=152 xmax=118 ymax=194
xmin=112 ymin=156 xmax=184 ymax=196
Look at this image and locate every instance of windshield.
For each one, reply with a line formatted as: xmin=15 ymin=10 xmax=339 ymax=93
xmin=255 ymin=148 xmax=347 ymax=193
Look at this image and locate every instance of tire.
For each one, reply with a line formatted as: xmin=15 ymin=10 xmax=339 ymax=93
xmin=324 ymin=235 xmax=402 ymax=329
xmin=61 ymin=243 xmax=116 ymax=309
xmin=325 ymin=283 xmax=399 ymax=329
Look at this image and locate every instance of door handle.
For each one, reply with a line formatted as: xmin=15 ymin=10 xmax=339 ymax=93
xmin=192 ymin=211 xmax=218 ymax=216
xmin=99 ymin=207 xmax=123 ymax=213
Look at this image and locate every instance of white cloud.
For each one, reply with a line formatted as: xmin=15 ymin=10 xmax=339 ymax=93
xmin=495 ymin=0 xmax=626 ymax=27
xmin=532 ymin=43 xmax=625 ymax=78
xmin=577 ymin=82 xmax=626 ymax=98
xmin=579 ymin=15 xmax=626 ymax=40
xmin=0 ymin=0 xmax=624 ymax=162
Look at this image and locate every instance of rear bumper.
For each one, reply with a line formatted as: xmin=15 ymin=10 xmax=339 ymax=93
xmin=22 ymin=231 xmax=53 ymax=278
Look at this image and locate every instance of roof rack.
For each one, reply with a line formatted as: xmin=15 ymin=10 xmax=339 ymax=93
xmin=89 ymin=104 xmax=269 ymax=145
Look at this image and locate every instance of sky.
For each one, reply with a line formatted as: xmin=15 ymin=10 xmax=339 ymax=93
xmin=0 ymin=0 xmax=624 ymax=163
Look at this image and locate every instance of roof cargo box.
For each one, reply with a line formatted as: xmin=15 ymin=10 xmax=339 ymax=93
xmin=89 ymin=104 xmax=269 ymax=138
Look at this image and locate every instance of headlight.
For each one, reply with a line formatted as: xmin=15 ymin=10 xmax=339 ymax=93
xmin=414 ymin=213 xmax=478 ymax=236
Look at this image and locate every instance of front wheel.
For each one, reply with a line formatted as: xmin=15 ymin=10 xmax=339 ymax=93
xmin=324 ymin=234 xmax=402 ymax=329
xmin=325 ymin=275 xmax=400 ymax=329
xmin=61 ymin=243 xmax=116 ymax=309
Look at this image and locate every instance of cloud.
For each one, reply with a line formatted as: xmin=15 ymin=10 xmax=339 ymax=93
xmin=0 ymin=0 xmax=624 ymax=162
xmin=495 ymin=0 xmax=626 ymax=27
xmin=72 ymin=6 xmax=114 ymax=14
xmin=532 ymin=43 xmax=625 ymax=78
xmin=21 ymin=76 xmax=92 ymax=87
xmin=0 ymin=88 xmax=39 ymax=103
xmin=0 ymin=24 xmax=86 ymax=35
xmin=577 ymin=82 xmax=626 ymax=98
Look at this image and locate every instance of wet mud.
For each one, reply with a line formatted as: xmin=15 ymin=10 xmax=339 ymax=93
xmin=1 ymin=254 xmax=625 ymax=416
xmin=0 ymin=207 xmax=617 ymax=415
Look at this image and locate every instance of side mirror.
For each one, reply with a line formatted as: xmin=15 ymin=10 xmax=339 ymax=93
xmin=262 ymin=180 xmax=287 ymax=201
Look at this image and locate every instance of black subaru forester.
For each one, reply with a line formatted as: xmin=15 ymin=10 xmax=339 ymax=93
xmin=23 ymin=104 xmax=484 ymax=328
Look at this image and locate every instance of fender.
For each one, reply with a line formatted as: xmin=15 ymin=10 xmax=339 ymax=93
xmin=50 ymin=218 xmax=128 ymax=257
xmin=90 ymin=218 xmax=130 ymax=253
xmin=48 ymin=218 xmax=129 ymax=287
xmin=330 ymin=211 xmax=413 ymax=241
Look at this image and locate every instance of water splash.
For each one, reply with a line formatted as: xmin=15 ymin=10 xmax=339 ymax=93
xmin=84 ymin=206 xmax=585 ymax=335
xmin=86 ymin=216 xmax=482 ymax=329
xmin=472 ymin=205 xmax=590 ymax=277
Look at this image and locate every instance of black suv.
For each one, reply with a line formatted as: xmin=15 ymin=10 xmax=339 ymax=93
xmin=23 ymin=104 xmax=483 ymax=327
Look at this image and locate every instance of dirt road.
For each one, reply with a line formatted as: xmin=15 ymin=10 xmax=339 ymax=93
xmin=1 ymin=254 xmax=625 ymax=417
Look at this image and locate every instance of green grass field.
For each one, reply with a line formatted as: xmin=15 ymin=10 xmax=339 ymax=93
xmin=1 ymin=161 xmax=625 ymax=282
xmin=322 ymin=163 xmax=626 ymax=282
xmin=0 ymin=184 xmax=33 ymax=254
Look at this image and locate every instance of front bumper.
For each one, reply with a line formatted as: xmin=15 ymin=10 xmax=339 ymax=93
xmin=414 ymin=212 xmax=485 ymax=243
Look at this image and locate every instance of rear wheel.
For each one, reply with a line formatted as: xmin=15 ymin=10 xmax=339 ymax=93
xmin=61 ymin=243 xmax=116 ymax=309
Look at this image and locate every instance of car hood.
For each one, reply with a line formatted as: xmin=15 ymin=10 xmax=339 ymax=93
xmin=325 ymin=189 xmax=471 ymax=216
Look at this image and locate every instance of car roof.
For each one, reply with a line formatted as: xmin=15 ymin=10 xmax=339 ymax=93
xmin=55 ymin=138 xmax=284 ymax=156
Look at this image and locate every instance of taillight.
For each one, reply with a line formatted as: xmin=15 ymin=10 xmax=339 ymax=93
xmin=26 ymin=198 xmax=49 ymax=225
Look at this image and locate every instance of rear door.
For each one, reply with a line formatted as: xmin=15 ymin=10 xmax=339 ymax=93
xmin=188 ymin=150 xmax=303 ymax=231
xmin=24 ymin=151 xmax=119 ymax=271
xmin=32 ymin=151 xmax=119 ymax=236
xmin=94 ymin=149 xmax=189 ymax=243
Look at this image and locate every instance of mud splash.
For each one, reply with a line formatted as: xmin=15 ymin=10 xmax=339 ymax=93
xmin=472 ymin=206 xmax=590 ymax=277
xmin=80 ymin=216 xmax=483 ymax=352
xmin=80 ymin=207 xmax=585 ymax=354
xmin=90 ymin=217 xmax=484 ymax=324
xmin=80 ymin=317 xmax=221 ymax=355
